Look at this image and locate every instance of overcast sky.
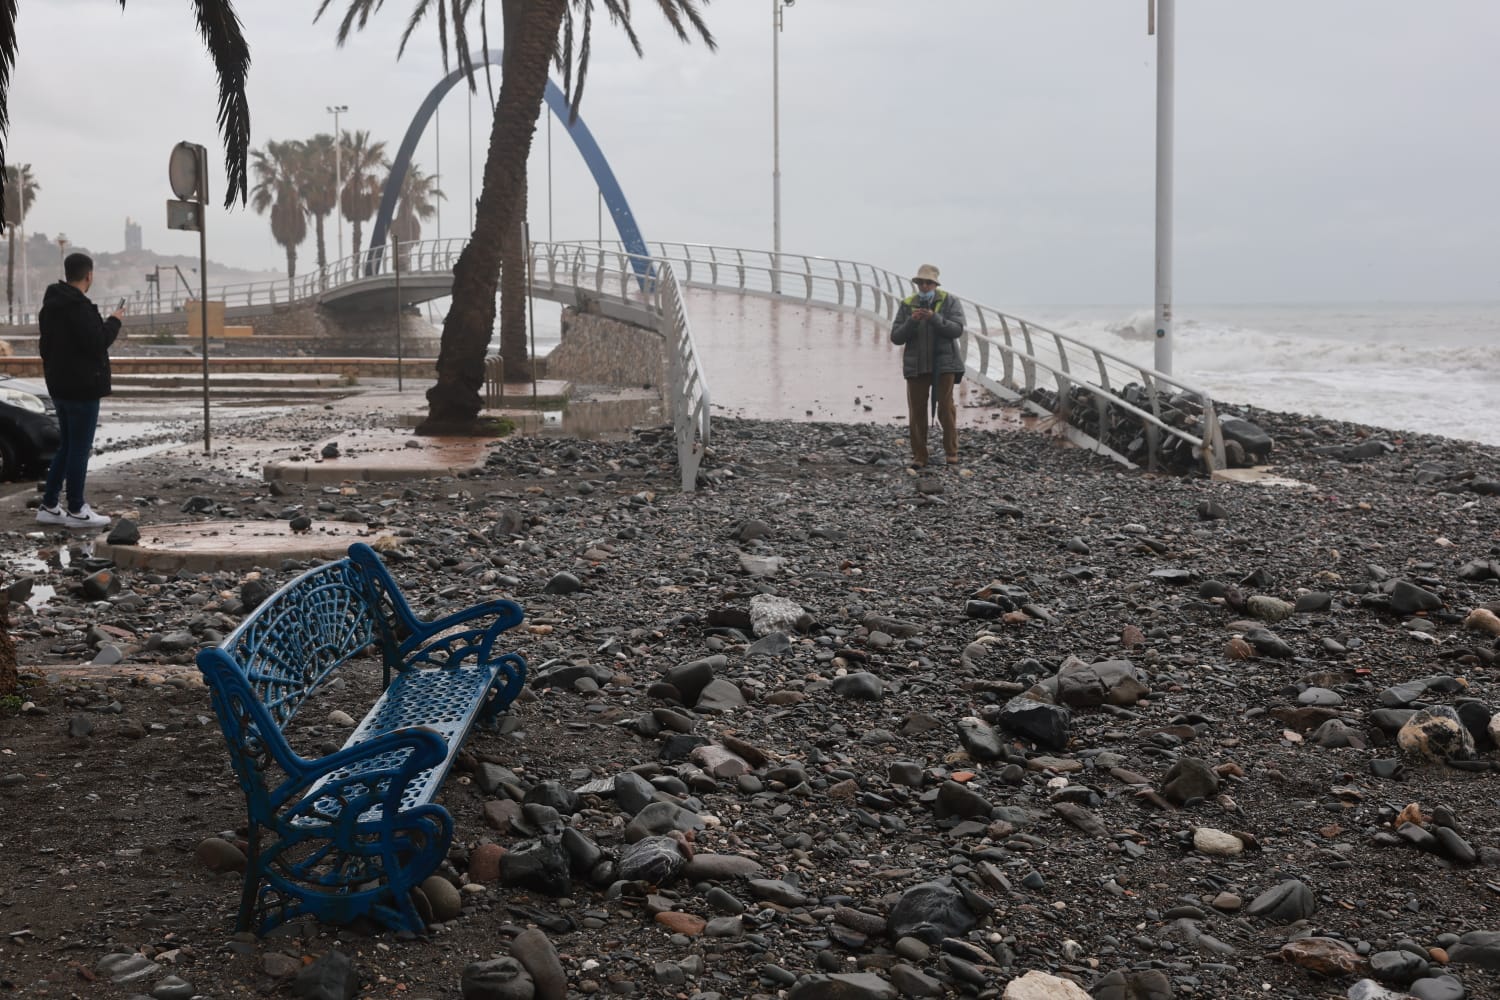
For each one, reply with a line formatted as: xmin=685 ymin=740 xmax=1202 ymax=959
xmin=6 ymin=1 xmax=1498 ymax=306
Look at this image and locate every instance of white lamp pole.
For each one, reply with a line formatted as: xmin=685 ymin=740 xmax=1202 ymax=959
xmin=327 ymin=104 xmax=348 ymax=266
xmin=772 ymin=0 xmax=794 ymax=295
xmin=1150 ymin=0 xmax=1174 ymax=375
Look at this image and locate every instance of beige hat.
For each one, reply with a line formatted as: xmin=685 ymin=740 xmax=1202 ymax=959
xmin=912 ymin=264 xmax=941 ymax=285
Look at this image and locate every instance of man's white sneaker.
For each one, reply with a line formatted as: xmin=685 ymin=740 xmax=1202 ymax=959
xmin=35 ymin=503 xmax=67 ymax=526
xmin=63 ymin=504 xmax=111 ymax=530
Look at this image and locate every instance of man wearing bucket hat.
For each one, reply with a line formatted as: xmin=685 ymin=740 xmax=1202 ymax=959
xmin=890 ymin=263 xmax=966 ymax=468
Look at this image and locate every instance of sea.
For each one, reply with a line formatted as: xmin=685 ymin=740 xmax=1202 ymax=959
xmin=993 ymin=302 xmax=1500 ymax=447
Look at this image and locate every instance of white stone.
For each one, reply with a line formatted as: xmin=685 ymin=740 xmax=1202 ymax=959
xmin=1193 ymin=827 xmax=1245 ymax=857
xmin=1002 ymin=970 xmax=1091 ymax=1000
xmin=749 ymin=593 xmax=805 ymax=636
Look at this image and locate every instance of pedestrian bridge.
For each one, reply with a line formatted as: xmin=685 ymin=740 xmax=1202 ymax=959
xmin=153 ymin=240 xmax=1228 ymax=491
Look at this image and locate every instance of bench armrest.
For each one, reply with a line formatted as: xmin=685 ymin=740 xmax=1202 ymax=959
xmin=270 ymin=725 xmax=449 ymax=820
xmin=407 ymin=598 xmax=525 ymax=646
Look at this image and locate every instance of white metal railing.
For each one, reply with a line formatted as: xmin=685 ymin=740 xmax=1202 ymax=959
xmin=138 ymin=237 xmax=1222 ymax=474
xmin=548 ymin=241 xmax=1225 ymax=473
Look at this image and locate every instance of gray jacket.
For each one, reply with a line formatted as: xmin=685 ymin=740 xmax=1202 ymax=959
xmin=890 ymin=290 xmax=966 ymax=379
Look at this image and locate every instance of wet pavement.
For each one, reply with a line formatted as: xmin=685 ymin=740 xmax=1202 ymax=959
xmin=684 ymin=288 xmax=1006 ymax=429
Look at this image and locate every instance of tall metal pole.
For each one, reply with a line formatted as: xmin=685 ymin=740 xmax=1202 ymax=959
xmin=771 ymin=0 xmax=783 ymax=295
xmin=1152 ymin=0 xmax=1175 ymax=375
xmin=198 ymin=204 xmax=212 ymax=453
xmin=19 ymin=224 xmax=27 ymax=323
xmin=328 ymin=105 xmax=348 ymax=268
xmin=392 ymin=228 xmax=404 ymax=392
xmin=547 ymin=113 xmax=554 ymax=244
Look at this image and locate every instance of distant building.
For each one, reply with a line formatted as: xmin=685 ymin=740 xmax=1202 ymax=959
xmin=125 ymin=217 xmax=142 ymax=252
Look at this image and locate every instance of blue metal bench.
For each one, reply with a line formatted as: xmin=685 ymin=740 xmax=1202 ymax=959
xmin=195 ymin=542 xmax=527 ymax=936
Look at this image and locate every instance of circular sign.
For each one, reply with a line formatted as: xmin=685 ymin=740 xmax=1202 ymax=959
xmin=169 ymin=142 xmax=203 ymax=201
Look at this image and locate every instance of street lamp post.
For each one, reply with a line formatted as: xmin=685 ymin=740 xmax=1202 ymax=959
xmin=56 ymin=233 xmax=68 ymax=268
xmin=327 ymin=104 xmax=348 ymax=270
xmin=1150 ymin=0 xmax=1175 ymax=375
xmin=772 ymin=0 xmax=794 ymax=295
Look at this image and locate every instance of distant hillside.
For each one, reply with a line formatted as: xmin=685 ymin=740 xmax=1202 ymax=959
xmin=1 ymin=241 xmax=284 ymax=321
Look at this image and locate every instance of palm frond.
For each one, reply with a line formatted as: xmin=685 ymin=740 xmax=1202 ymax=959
xmin=191 ymin=0 xmax=254 ymax=206
xmin=0 ymin=0 xmax=21 ymax=210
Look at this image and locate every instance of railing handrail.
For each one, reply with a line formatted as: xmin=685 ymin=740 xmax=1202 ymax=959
xmin=545 ymin=240 xmax=1225 ymax=472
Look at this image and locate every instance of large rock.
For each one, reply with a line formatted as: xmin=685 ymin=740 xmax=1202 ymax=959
xmin=1279 ymin=937 xmax=1368 ymax=977
xmin=1093 ymin=969 xmax=1175 ymax=1000
xmin=1397 ymin=706 xmax=1475 ymax=763
xmin=1448 ymin=929 xmax=1500 ymax=970
xmin=831 ymin=671 xmax=885 ymax=701
xmin=956 ymin=717 xmax=1007 ymax=761
xmin=1001 ymin=970 xmax=1091 ymax=999
xmin=1055 ymin=657 xmax=1149 ymax=707
xmin=1219 ymin=417 xmax=1273 ymax=463
xmin=461 ymin=957 xmax=534 ymax=1000
xmin=887 ymin=881 xmax=977 ymax=944
xmin=617 ymin=835 xmax=688 ymax=886
xmin=996 ymin=696 xmax=1071 ymax=751
xmin=664 ymin=658 xmax=720 ymax=705
xmin=1160 ymin=757 xmax=1219 ymax=805
xmin=787 ymin=973 xmax=896 ymax=1000
xmin=510 ymin=928 xmax=567 ymax=1000
xmin=1245 ymin=878 xmax=1316 ymax=922
xmin=749 ymin=593 xmax=807 ymax=635
xmin=1388 ymin=579 xmax=1443 ymax=615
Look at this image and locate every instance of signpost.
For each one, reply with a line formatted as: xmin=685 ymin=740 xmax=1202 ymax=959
xmin=167 ymin=142 xmax=212 ymax=452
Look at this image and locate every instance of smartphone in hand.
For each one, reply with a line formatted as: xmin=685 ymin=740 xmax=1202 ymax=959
xmin=117 ymin=297 xmax=127 ymax=311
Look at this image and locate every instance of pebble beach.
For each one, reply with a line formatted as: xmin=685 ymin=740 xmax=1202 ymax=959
xmin=2 ymin=392 xmax=1500 ymax=1000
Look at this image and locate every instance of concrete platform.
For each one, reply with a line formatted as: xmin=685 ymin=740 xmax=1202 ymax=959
xmin=97 ymin=520 xmax=395 ymax=572
xmin=262 ymin=426 xmax=495 ymax=483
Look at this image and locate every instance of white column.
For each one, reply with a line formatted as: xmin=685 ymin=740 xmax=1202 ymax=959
xmin=771 ymin=0 xmax=783 ymax=295
xmin=1153 ymin=0 xmax=1175 ymax=375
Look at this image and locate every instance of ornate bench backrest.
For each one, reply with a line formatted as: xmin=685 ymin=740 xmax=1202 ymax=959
xmin=226 ymin=556 xmax=383 ymax=728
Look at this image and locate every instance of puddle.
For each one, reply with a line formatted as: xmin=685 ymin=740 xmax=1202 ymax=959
xmin=13 ymin=547 xmax=67 ymax=610
xmin=540 ymin=396 xmax=667 ymax=440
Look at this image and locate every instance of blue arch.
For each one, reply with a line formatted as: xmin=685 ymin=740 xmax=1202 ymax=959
xmin=366 ymin=49 xmax=649 ymax=278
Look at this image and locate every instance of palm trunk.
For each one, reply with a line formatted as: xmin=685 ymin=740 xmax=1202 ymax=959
xmin=419 ymin=0 xmax=564 ymax=433
xmin=0 ymin=595 xmax=18 ymax=698
xmin=351 ymin=219 xmax=365 ymax=271
xmin=314 ymin=215 xmax=328 ymax=275
xmin=498 ymin=172 xmax=530 ymax=382
xmin=6 ymin=227 xmax=14 ymax=325
xmin=285 ymin=246 xmax=297 ymax=299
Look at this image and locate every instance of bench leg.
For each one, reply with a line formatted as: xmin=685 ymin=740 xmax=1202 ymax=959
xmin=239 ymin=805 xmax=455 ymax=936
xmin=478 ymin=653 xmax=528 ymax=727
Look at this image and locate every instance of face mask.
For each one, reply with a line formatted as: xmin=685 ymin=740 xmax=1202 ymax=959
xmin=916 ymin=289 xmax=936 ymax=306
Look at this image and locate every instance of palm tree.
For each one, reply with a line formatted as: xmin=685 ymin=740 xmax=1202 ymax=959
xmin=3 ymin=164 xmax=39 ymax=324
xmin=0 ymin=2 xmax=252 ymax=214
xmin=250 ymin=140 xmax=309 ymax=296
xmin=339 ymin=130 xmax=390 ymax=268
xmin=390 ymin=163 xmax=444 ymax=267
xmin=300 ymin=133 xmax=339 ymax=275
xmin=316 ymin=0 xmax=716 ymax=432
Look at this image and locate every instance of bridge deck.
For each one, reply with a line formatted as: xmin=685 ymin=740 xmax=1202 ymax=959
xmin=682 ymin=288 xmax=1000 ymax=430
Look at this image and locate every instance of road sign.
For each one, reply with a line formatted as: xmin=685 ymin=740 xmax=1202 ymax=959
xmin=166 ymin=199 xmax=201 ymax=232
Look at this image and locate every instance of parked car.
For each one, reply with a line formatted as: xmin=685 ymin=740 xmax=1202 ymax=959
xmin=0 ymin=374 xmax=58 ymax=481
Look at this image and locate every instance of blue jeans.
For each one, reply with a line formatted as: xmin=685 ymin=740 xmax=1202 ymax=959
xmin=42 ymin=398 xmax=101 ymax=513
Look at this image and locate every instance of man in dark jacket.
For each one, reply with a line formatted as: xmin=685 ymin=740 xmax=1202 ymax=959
xmin=890 ymin=263 xmax=966 ymax=468
xmin=35 ymin=253 xmax=123 ymax=530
